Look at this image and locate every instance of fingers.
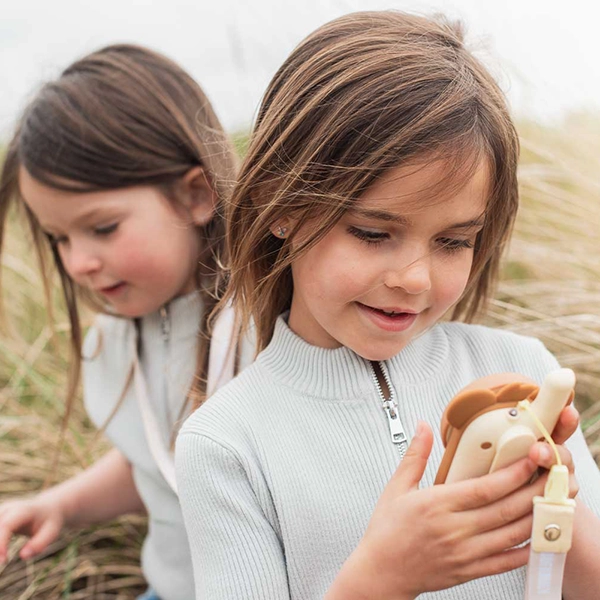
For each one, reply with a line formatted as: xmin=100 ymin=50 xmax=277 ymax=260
xmin=551 ymin=405 xmax=579 ymax=445
xmin=452 ymin=457 xmax=538 ymax=511
xmin=462 ymin=544 xmax=531 ymax=581
xmin=468 ymin=513 xmax=533 ymax=559
xmin=387 ymin=421 xmax=433 ymax=494
xmin=528 ymin=442 xmax=579 ymax=497
xmin=0 ymin=507 xmax=32 ymax=564
xmin=20 ymin=518 xmax=61 ymax=560
xmin=0 ymin=502 xmax=63 ymax=564
xmin=529 ymin=442 xmax=573 ymax=472
xmin=469 ymin=472 xmax=546 ymax=535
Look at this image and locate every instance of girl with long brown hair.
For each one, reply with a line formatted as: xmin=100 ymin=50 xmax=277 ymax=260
xmin=0 ymin=44 xmax=245 ymax=600
xmin=176 ymin=11 xmax=600 ymax=600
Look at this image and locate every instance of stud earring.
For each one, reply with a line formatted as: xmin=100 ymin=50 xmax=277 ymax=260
xmin=276 ymin=225 xmax=288 ymax=238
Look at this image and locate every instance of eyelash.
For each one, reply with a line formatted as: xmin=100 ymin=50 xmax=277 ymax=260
xmin=347 ymin=226 xmax=389 ymax=246
xmin=94 ymin=223 xmax=118 ymax=236
xmin=348 ymin=227 xmax=474 ymax=252
xmin=44 ymin=223 xmax=119 ymax=246
xmin=437 ymin=237 xmax=474 ymax=253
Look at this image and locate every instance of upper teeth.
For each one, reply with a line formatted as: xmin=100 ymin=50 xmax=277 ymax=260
xmin=382 ymin=309 xmax=398 ymax=316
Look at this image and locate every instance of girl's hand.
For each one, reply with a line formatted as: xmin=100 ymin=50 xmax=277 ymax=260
xmin=330 ymin=422 xmax=560 ymax=600
xmin=551 ymin=405 xmax=580 ymax=445
xmin=0 ymin=493 xmax=65 ymax=564
xmin=529 ymin=440 xmax=579 ymax=498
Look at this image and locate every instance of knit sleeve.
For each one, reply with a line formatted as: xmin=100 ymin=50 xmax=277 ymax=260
xmin=175 ymin=431 xmax=291 ymax=600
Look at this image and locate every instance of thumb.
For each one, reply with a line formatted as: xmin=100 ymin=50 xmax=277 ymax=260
xmin=388 ymin=421 xmax=434 ymax=494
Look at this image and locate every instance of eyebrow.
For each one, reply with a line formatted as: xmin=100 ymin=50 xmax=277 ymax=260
xmin=348 ymin=208 xmax=412 ymax=226
xmin=348 ymin=207 xmax=485 ymax=230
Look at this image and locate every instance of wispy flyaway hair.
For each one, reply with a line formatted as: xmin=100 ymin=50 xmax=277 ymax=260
xmin=225 ymin=11 xmax=519 ymax=350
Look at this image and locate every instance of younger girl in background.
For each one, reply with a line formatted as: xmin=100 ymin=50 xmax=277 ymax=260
xmin=176 ymin=12 xmax=600 ymax=600
xmin=0 ymin=44 xmax=244 ymax=600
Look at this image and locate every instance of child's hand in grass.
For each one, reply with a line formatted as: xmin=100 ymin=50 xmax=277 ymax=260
xmin=0 ymin=492 xmax=66 ymax=564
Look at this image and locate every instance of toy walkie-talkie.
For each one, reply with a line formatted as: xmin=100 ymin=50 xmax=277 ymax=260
xmin=435 ymin=369 xmax=574 ymax=485
xmin=435 ymin=368 xmax=577 ymax=600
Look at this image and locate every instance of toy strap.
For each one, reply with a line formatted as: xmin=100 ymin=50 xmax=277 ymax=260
xmin=134 ymin=303 xmax=238 ymax=495
xmin=525 ymin=552 xmax=567 ymax=599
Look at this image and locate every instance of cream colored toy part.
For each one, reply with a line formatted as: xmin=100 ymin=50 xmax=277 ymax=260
xmin=435 ymin=368 xmax=575 ymax=485
xmin=531 ymin=464 xmax=575 ymax=554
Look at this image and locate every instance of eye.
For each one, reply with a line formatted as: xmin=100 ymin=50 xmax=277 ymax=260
xmin=347 ymin=226 xmax=390 ymax=246
xmin=94 ymin=223 xmax=118 ymax=236
xmin=437 ymin=237 xmax=474 ymax=253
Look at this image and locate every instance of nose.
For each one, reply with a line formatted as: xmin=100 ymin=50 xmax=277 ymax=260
xmin=60 ymin=240 xmax=102 ymax=281
xmin=383 ymin=253 xmax=432 ymax=295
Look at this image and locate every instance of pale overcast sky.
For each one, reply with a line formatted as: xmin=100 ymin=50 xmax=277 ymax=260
xmin=1 ymin=0 xmax=599 ymax=138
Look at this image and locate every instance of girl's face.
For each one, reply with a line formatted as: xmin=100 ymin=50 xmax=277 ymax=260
xmin=19 ymin=168 xmax=204 ymax=317
xmin=287 ymin=159 xmax=489 ymax=361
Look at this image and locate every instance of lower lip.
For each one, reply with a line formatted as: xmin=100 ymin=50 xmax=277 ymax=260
xmin=99 ymin=283 xmax=126 ymax=297
xmin=357 ymin=303 xmax=419 ymax=332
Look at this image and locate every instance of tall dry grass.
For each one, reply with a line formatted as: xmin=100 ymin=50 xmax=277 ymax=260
xmin=1 ymin=115 xmax=599 ymax=598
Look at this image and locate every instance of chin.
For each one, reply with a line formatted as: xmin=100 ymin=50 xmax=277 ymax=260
xmin=108 ymin=302 xmax=156 ymax=319
xmin=351 ymin=341 xmax=406 ymax=362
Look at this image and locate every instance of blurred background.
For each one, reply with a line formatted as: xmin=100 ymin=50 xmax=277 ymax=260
xmin=2 ymin=0 xmax=600 ymax=134
xmin=1 ymin=0 xmax=599 ymax=598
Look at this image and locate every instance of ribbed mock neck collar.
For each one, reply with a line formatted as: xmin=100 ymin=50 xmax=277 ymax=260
xmin=257 ymin=315 xmax=450 ymax=400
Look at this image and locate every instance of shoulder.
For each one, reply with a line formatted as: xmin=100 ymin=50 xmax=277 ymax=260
xmin=437 ymin=322 xmax=559 ymax=381
xmin=439 ymin=321 xmax=547 ymax=350
xmin=82 ymin=313 xmax=135 ymax=360
xmin=179 ymin=359 xmax=276 ymax=440
xmin=82 ymin=314 xmax=135 ymax=412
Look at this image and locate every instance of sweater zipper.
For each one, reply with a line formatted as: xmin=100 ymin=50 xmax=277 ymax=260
xmin=159 ymin=304 xmax=172 ymax=427
xmin=369 ymin=361 xmax=409 ymax=458
xmin=159 ymin=305 xmax=171 ymax=346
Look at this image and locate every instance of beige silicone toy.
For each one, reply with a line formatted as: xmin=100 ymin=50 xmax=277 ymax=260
xmin=435 ymin=369 xmax=575 ymax=485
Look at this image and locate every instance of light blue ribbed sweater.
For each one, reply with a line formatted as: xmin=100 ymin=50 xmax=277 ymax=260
xmin=176 ymin=317 xmax=600 ymax=600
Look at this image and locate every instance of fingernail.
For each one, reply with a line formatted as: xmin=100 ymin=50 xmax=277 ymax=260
xmin=21 ymin=549 xmax=32 ymax=560
xmin=539 ymin=445 xmax=552 ymax=462
xmin=415 ymin=421 xmax=424 ymax=438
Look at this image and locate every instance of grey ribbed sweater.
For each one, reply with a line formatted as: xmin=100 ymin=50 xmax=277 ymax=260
xmin=176 ymin=317 xmax=600 ymax=600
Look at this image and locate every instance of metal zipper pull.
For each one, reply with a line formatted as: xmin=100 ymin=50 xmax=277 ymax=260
xmin=159 ymin=305 xmax=170 ymax=345
xmin=382 ymin=400 xmax=408 ymax=458
xmin=370 ymin=361 xmax=409 ymax=458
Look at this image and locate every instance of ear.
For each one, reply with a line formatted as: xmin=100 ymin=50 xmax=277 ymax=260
xmin=181 ymin=166 xmax=217 ymax=226
xmin=269 ymin=218 xmax=295 ymax=239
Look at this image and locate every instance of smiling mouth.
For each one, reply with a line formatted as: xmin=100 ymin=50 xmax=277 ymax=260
xmin=98 ymin=282 xmax=126 ymax=295
xmin=358 ymin=303 xmax=418 ymax=317
xmin=356 ymin=302 xmax=421 ymax=332
xmin=377 ymin=308 xmax=412 ymax=317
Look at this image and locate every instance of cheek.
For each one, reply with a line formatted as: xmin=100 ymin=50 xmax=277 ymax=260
xmin=434 ymin=253 xmax=474 ymax=304
xmin=110 ymin=234 xmax=176 ymax=281
xmin=294 ymin=234 xmax=367 ymax=302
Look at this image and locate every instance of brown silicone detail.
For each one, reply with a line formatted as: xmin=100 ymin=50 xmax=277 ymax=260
xmin=435 ymin=377 xmax=575 ymax=485
xmin=439 ymin=373 xmax=536 ymax=446
xmin=495 ymin=382 xmax=539 ymax=404
xmin=439 ymin=389 xmax=497 ymax=443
